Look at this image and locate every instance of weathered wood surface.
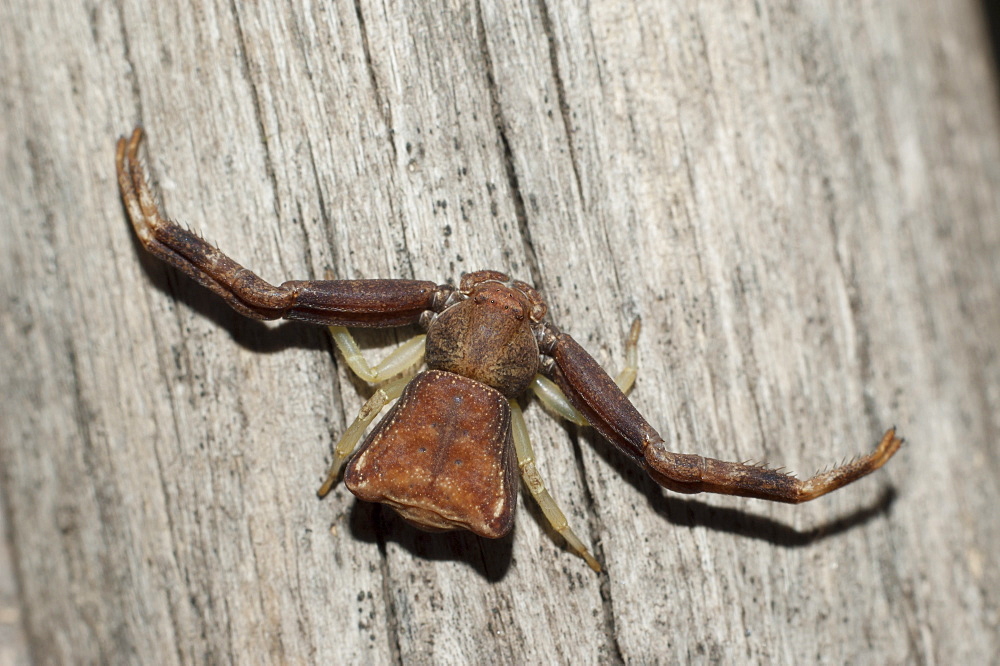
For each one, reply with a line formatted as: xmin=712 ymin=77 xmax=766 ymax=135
xmin=2 ymin=1 xmax=999 ymax=663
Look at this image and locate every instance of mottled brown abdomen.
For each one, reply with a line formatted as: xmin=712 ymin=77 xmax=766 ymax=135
xmin=344 ymin=370 xmax=518 ymax=538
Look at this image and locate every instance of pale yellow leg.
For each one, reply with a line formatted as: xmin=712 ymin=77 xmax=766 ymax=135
xmin=329 ymin=326 xmax=426 ymax=384
xmin=531 ymin=316 xmax=641 ymax=426
xmin=317 ymin=374 xmax=411 ymax=497
xmin=509 ymin=400 xmax=601 ymax=572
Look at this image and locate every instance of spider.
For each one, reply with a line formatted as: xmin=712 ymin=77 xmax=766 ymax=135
xmin=116 ymin=127 xmax=903 ymax=571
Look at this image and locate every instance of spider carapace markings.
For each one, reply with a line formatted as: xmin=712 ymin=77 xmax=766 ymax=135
xmin=116 ymin=127 xmax=903 ymax=571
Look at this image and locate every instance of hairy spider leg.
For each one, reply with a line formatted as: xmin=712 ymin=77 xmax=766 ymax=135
xmin=317 ymin=374 xmax=412 ymax=498
xmin=116 ymin=128 xmax=441 ymax=326
xmin=643 ymin=427 xmax=903 ymax=503
xmin=509 ymin=401 xmax=601 ymax=572
xmin=542 ymin=327 xmax=905 ymax=504
xmin=531 ymin=317 xmax=641 ymax=426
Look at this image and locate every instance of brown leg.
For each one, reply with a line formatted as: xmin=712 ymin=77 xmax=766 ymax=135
xmin=538 ymin=325 xmax=904 ymax=503
xmin=116 ymin=128 xmax=446 ymax=326
xmin=531 ymin=317 xmax=641 ymax=426
xmin=643 ymin=428 xmax=903 ymax=503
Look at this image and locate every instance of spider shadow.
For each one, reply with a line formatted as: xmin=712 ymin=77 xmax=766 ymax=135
xmin=578 ymin=426 xmax=899 ymax=547
xmin=126 ymin=228 xmax=331 ymax=354
xmin=345 ymin=495 xmax=514 ymax=582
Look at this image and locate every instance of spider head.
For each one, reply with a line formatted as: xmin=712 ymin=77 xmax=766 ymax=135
xmin=423 ymin=270 xmax=548 ymax=396
xmin=459 ymin=270 xmax=547 ymax=322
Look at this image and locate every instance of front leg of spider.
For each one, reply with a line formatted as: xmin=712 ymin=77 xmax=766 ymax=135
xmin=116 ymin=127 xmax=453 ymax=327
xmin=537 ymin=325 xmax=903 ymax=502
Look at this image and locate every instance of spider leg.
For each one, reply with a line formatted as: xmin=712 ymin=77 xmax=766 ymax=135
xmin=317 ymin=374 xmax=411 ymax=497
xmin=532 ymin=317 xmax=640 ymax=425
xmin=643 ymin=428 xmax=903 ymax=502
xmin=329 ymin=326 xmax=427 ymax=384
xmin=538 ymin=324 xmax=903 ymax=503
xmin=116 ymin=128 xmax=448 ymax=326
xmin=509 ymin=400 xmax=600 ymax=571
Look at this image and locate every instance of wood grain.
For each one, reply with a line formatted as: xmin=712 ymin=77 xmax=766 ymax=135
xmin=2 ymin=0 xmax=999 ymax=662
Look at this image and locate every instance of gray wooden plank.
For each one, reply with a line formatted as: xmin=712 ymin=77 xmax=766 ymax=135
xmin=1 ymin=0 xmax=998 ymax=663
